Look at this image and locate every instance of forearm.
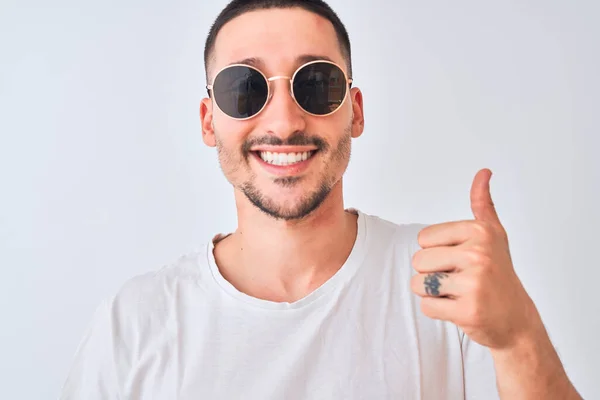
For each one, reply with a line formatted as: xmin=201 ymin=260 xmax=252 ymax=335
xmin=490 ymin=312 xmax=581 ymax=400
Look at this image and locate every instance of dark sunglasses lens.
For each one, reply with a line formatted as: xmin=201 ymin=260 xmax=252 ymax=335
xmin=213 ymin=66 xmax=268 ymax=119
xmin=293 ymin=62 xmax=347 ymax=115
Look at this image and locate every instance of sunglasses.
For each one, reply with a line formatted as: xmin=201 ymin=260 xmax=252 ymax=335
xmin=206 ymin=60 xmax=353 ymax=120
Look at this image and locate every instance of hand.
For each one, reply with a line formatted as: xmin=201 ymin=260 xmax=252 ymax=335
xmin=410 ymin=168 xmax=541 ymax=350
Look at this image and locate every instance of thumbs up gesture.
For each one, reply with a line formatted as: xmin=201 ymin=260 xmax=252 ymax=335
xmin=411 ymin=169 xmax=539 ymax=350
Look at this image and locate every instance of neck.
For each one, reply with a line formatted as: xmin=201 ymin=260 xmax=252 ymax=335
xmin=213 ymin=181 xmax=358 ymax=302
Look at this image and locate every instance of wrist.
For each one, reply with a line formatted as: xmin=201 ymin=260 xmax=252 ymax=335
xmin=490 ymin=318 xmax=578 ymax=399
xmin=493 ymin=296 xmax=546 ymax=355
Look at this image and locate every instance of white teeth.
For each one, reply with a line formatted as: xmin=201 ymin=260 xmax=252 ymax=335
xmin=258 ymin=151 xmax=314 ymax=166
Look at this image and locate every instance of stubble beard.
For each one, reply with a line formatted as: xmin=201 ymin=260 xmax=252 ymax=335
xmin=216 ymin=124 xmax=352 ymax=221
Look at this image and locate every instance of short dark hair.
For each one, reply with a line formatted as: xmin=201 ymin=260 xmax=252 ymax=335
xmin=203 ymin=0 xmax=352 ymax=80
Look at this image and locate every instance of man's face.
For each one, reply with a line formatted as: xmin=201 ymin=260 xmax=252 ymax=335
xmin=200 ymin=8 xmax=364 ymax=220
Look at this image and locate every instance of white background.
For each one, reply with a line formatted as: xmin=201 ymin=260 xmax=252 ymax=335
xmin=1 ymin=0 xmax=598 ymax=398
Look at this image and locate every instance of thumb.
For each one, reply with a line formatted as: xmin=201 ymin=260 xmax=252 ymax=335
xmin=470 ymin=168 xmax=501 ymax=224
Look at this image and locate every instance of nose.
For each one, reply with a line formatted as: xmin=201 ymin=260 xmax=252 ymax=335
xmin=260 ymin=78 xmax=306 ymax=140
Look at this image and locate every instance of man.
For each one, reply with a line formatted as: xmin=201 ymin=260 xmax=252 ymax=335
xmin=61 ymin=0 xmax=582 ymax=398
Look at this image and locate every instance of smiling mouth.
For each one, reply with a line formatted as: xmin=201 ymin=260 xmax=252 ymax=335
xmin=254 ymin=150 xmax=317 ymax=166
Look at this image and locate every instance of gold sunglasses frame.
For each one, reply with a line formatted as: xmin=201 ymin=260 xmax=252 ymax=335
xmin=206 ymin=59 xmax=353 ymax=120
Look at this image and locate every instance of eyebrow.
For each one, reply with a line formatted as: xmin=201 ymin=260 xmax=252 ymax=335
xmin=228 ymin=54 xmax=336 ymax=69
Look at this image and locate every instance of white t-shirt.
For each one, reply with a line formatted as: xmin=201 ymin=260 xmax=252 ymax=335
xmin=60 ymin=210 xmax=499 ymax=399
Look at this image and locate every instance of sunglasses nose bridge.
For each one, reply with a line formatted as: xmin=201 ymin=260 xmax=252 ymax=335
xmin=267 ymin=76 xmax=292 ymax=82
xmin=266 ymin=75 xmax=294 ymax=100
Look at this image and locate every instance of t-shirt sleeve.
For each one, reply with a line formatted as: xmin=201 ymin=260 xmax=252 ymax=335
xmin=59 ymin=298 xmax=122 ymax=400
xmin=460 ymin=328 xmax=500 ymax=400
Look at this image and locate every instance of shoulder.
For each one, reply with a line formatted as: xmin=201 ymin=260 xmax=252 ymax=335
xmin=357 ymin=209 xmax=428 ymax=256
xmin=60 ymin=249 xmax=213 ymax=397
xmin=106 ymin=248 xmax=211 ymax=321
xmin=122 ymin=250 xmax=203 ymax=292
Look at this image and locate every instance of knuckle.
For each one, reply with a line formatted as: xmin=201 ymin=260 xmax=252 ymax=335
xmin=468 ymin=274 xmax=487 ymax=300
xmin=412 ymin=250 xmax=422 ymax=268
xmin=417 ymin=228 xmax=427 ymax=247
xmin=466 ymin=249 xmax=486 ymax=265
xmin=471 ymin=221 xmax=493 ymax=242
xmin=410 ymin=274 xmax=419 ymax=291
xmin=421 ymin=299 xmax=434 ymax=317
xmin=466 ymin=247 xmax=493 ymax=268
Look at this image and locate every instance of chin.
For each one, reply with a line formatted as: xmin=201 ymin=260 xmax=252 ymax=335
xmin=242 ymin=180 xmax=333 ymax=221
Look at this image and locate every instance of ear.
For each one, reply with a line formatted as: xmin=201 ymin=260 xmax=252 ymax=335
xmin=349 ymin=87 xmax=364 ymax=139
xmin=200 ymin=97 xmax=216 ymax=147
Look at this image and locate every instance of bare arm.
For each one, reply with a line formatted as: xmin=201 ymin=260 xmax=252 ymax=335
xmin=490 ymin=304 xmax=581 ymax=400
